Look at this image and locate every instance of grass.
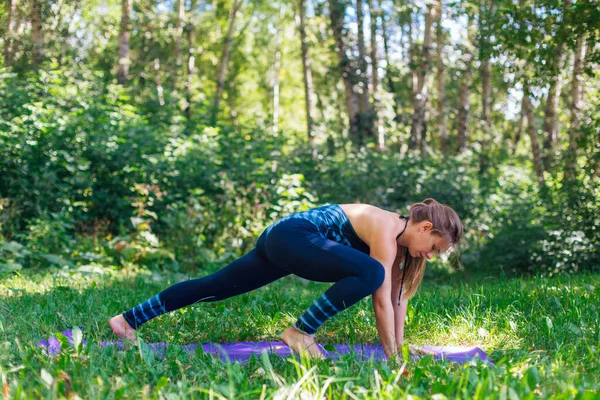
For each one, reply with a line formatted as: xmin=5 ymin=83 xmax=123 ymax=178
xmin=1 ymin=263 xmax=599 ymax=399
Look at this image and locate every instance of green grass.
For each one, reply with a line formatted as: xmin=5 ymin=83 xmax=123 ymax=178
xmin=1 ymin=265 xmax=599 ymax=399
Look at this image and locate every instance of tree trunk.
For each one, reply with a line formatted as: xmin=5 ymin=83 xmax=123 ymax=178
xmin=31 ymin=0 xmax=43 ymax=65
xmin=407 ymin=10 xmax=416 ymax=98
xmin=297 ymin=0 xmax=316 ymax=142
xmin=456 ymin=17 xmax=473 ymax=153
xmin=185 ymin=0 xmax=199 ymax=125
xmin=154 ymin=57 xmax=165 ymax=106
xmin=511 ymin=97 xmax=525 ymax=156
xmin=564 ymin=36 xmax=587 ymax=182
xmin=542 ymin=48 xmax=565 ymax=171
xmin=174 ymin=0 xmax=184 ymax=68
xmin=367 ymin=0 xmax=383 ymax=149
xmin=542 ymin=0 xmax=571 ymax=172
xmin=356 ymin=0 xmax=373 ymax=139
xmin=435 ymin=0 xmax=446 ymax=153
xmin=272 ymin=7 xmax=285 ymax=136
xmin=478 ymin=2 xmax=493 ymax=174
xmin=409 ymin=1 xmax=436 ymax=154
xmin=10 ymin=8 xmax=22 ymax=63
xmin=4 ymin=0 xmax=15 ymax=67
xmin=381 ymin=10 xmax=402 ymax=124
xmin=328 ymin=0 xmax=360 ymax=144
xmin=117 ymin=0 xmax=132 ymax=84
xmin=211 ymin=0 xmax=242 ymax=126
xmin=523 ymin=82 xmax=546 ymax=188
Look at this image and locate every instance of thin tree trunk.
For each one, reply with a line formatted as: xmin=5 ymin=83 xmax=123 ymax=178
xmin=564 ymin=36 xmax=587 ymax=182
xmin=407 ymin=10 xmax=417 ymax=100
xmin=511 ymin=97 xmax=525 ymax=156
xmin=31 ymin=0 xmax=43 ymax=65
xmin=357 ymin=0 xmax=373 ymax=139
xmin=456 ymin=17 xmax=473 ymax=153
xmin=543 ymin=0 xmax=571 ymax=172
xmin=479 ymin=2 xmax=493 ymax=173
xmin=154 ymin=57 xmax=165 ymax=106
xmin=297 ymin=0 xmax=316 ymax=142
xmin=381 ymin=10 xmax=402 ymax=124
xmin=368 ymin=0 xmax=383 ymax=149
xmin=542 ymin=49 xmax=565 ymax=170
xmin=523 ymin=82 xmax=546 ymax=188
xmin=11 ymin=9 xmax=22 ymax=63
xmin=272 ymin=7 xmax=285 ymax=136
xmin=4 ymin=0 xmax=15 ymax=67
xmin=211 ymin=0 xmax=242 ymax=126
xmin=185 ymin=0 xmax=199 ymax=125
xmin=409 ymin=1 xmax=436 ymax=153
xmin=435 ymin=0 xmax=447 ymax=153
xmin=329 ymin=0 xmax=360 ymax=144
xmin=174 ymin=0 xmax=184 ymax=68
xmin=117 ymin=0 xmax=132 ymax=84
xmin=227 ymin=93 xmax=239 ymax=132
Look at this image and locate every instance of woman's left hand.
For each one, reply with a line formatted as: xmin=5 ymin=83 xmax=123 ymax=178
xmin=408 ymin=344 xmax=436 ymax=356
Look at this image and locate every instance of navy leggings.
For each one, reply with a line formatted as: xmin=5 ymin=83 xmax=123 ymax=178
xmin=122 ymin=216 xmax=385 ymax=335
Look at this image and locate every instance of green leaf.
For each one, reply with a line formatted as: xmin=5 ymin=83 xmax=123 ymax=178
xmin=39 ymin=253 xmax=74 ymax=267
xmin=401 ymin=342 xmax=410 ymax=361
xmin=2 ymin=241 xmax=25 ymax=255
xmin=72 ymin=326 xmax=83 ymax=353
xmin=40 ymin=368 xmax=54 ymax=388
xmin=0 ymin=262 xmax=22 ymax=271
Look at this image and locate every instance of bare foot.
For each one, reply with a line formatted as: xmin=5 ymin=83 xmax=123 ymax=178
xmin=281 ymin=326 xmax=325 ymax=360
xmin=109 ymin=314 xmax=137 ymax=340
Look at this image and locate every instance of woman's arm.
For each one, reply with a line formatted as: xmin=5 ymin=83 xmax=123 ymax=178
xmin=370 ymin=234 xmax=401 ymax=360
xmin=395 ymin=298 xmax=408 ymax=348
xmin=390 ymin=253 xmax=408 ymax=349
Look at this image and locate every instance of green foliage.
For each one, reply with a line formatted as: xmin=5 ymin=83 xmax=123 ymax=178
xmin=1 ymin=62 xmax=599 ymax=275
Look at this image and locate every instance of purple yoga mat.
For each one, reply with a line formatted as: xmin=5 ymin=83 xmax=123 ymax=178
xmin=37 ymin=329 xmax=493 ymax=365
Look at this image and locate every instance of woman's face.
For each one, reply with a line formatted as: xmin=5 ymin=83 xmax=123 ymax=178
xmin=408 ymin=221 xmax=450 ymax=260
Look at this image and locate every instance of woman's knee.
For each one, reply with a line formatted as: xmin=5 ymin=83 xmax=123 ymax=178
xmin=360 ymin=261 xmax=386 ymax=294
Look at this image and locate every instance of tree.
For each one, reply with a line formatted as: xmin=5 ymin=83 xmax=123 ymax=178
xmin=457 ymin=16 xmax=474 ymax=153
xmin=367 ymin=0 xmax=383 ymax=149
xmin=478 ymin=0 xmax=493 ymax=173
xmin=356 ymin=0 xmax=373 ymax=138
xmin=542 ymin=0 xmax=571 ymax=172
xmin=31 ymin=0 xmax=43 ymax=66
xmin=185 ymin=0 xmax=199 ymax=125
xmin=297 ymin=0 xmax=316 ymax=142
xmin=211 ymin=0 xmax=242 ymax=126
xmin=523 ymin=79 xmax=546 ymax=188
xmin=328 ymin=0 xmax=360 ymax=144
xmin=117 ymin=0 xmax=132 ymax=84
xmin=174 ymin=0 xmax=184 ymax=68
xmin=409 ymin=0 xmax=436 ymax=155
xmin=435 ymin=0 xmax=447 ymax=153
xmin=4 ymin=0 xmax=15 ymax=67
xmin=564 ymin=34 xmax=588 ymax=182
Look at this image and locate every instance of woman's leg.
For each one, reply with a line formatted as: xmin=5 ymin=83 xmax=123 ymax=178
xmin=119 ymin=248 xmax=290 ymax=330
xmin=261 ymin=218 xmax=385 ymax=336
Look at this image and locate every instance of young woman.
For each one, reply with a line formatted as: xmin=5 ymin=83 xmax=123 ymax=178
xmin=110 ymin=198 xmax=463 ymax=361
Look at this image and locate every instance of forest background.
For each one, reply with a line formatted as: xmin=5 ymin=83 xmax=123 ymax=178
xmin=0 ymin=0 xmax=599 ymax=397
xmin=1 ymin=0 xmax=598 ymax=276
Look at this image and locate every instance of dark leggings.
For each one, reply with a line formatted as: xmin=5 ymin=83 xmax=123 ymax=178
xmin=123 ymin=217 xmax=385 ymax=335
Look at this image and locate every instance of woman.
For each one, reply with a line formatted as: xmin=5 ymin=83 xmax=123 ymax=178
xmin=110 ymin=198 xmax=463 ymax=361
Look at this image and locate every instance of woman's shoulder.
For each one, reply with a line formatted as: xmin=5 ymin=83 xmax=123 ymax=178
xmin=339 ymin=203 xmax=401 ymax=245
xmin=339 ymin=203 xmax=395 ymax=218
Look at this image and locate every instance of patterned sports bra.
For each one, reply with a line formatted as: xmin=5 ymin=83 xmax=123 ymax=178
xmin=271 ymin=204 xmax=410 ymax=256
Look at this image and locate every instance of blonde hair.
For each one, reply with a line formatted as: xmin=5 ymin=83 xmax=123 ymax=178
xmin=396 ymin=198 xmax=463 ymax=302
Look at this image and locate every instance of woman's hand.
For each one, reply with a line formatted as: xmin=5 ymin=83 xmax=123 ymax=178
xmin=408 ymin=344 xmax=436 ymax=356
